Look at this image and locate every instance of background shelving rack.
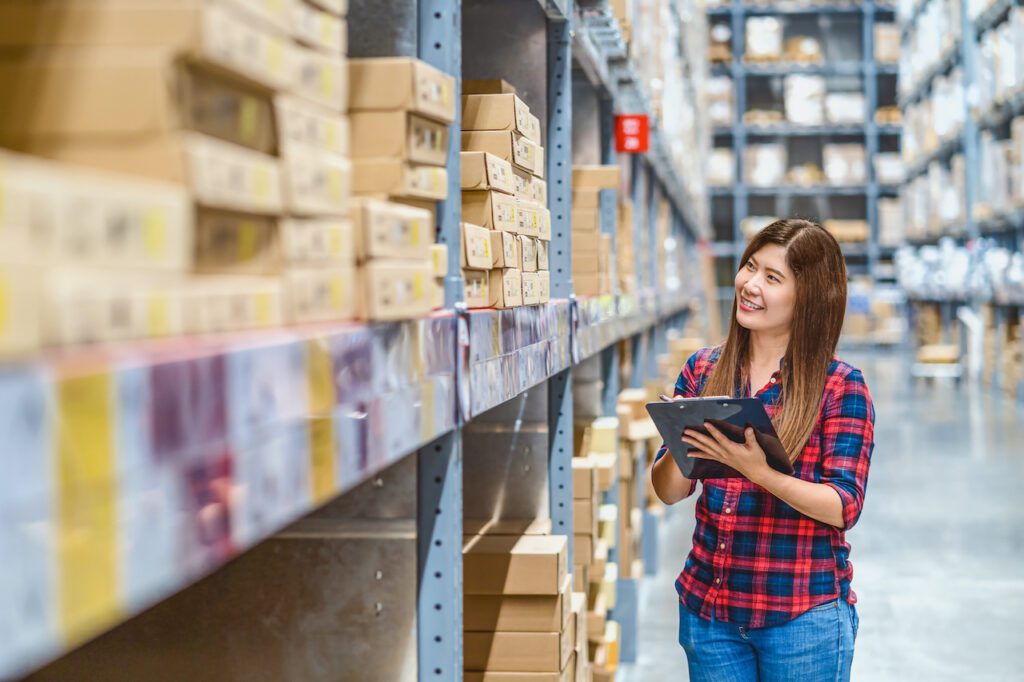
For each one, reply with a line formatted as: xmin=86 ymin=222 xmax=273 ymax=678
xmin=706 ymin=0 xmax=902 ymax=332
xmin=1 ymin=1 xmax=712 ymax=680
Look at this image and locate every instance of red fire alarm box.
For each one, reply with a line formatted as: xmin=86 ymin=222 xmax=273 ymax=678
xmin=615 ymin=114 xmax=650 ymax=153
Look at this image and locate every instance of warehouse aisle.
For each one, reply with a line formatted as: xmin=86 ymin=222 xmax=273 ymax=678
xmin=620 ymin=351 xmax=1024 ymax=681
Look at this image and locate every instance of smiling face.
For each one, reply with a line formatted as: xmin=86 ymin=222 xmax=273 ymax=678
xmin=734 ymin=243 xmax=797 ymax=335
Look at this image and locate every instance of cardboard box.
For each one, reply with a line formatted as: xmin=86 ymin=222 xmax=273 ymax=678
xmin=284 ymin=267 xmax=356 ymax=322
xmin=572 ymin=252 xmax=600 ymax=275
xmin=573 ymin=533 xmax=594 ymax=563
xmin=531 ymin=178 xmax=548 ymax=204
xmin=489 ymin=268 xmax=524 ymax=309
xmin=537 ymin=240 xmax=550 ymax=271
xmin=492 ymin=230 xmax=521 ymax=269
xmin=289 ymin=0 xmax=346 ymax=53
xmin=359 ymin=260 xmax=434 ymax=321
xmin=572 ymin=591 xmax=588 ymax=653
xmin=348 ymin=57 xmax=456 ymax=124
xmin=464 ymin=663 xmax=574 ymax=682
xmin=823 ymin=144 xmax=866 ymax=185
xmin=463 ymin=190 xmax=518 ymax=233
xmin=0 ymin=263 xmax=40 ymax=356
xmin=537 ymin=270 xmax=550 ymax=303
xmin=430 ymin=243 xmax=448 ymax=278
xmin=464 ymin=268 xmax=491 ymax=308
xmin=464 ymin=619 xmax=576 ymax=674
xmin=573 ymin=190 xmax=601 ymax=209
xmin=533 ymin=145 xmax=545 ymax=179
xmin=282 ymin=150 xmax=351 ymax=215
xmin=195 ymin=209 xmax=280 ymax=275
xmin=463 ymin=518 xmax=553 ymax=536
xmin=462 ymin=131 xmax=540 ymax=173
xmin=289 ymin=43 xmax=346 ymax=111
xmin=572 ymin=458 xmax=596 ymax=499
xmin=0 ymin=2 xmax=291 ymax=89
xmin=574 ymin=273 xmax=601 ymax=297
xmin=572 ymin=166 xmax=619 ymax=190
xmin=573 ymin=565 xmax=589 ymax=593
xmin=350 ymin=111 xmax=449 ymax=166
xmin=275 ymin=95 xmax=349 ymax=158
xmin=463 ymin=93 xmax=541 ymax=144
xmin=513 ymin=167 xmax=534 ymax=199
xmin=463 ymin=534 xmax=568 ymax=595
xmin=522 ymin=271 xmax=541 ymax=305
xmin=353 ymin=159 xmax=448 ymax=200
xmin=587 ymin=593 xmax=608 ymax=642
xmin=281 ymin=218 xmax=354 ymax=266
xmin=519 ymin=236 xmax=539 ymax=273
xmin=592 ymin=453 xmax=615 ymax=491
xmin=572 ymin=209 xmax=601 ymax=233
xmin=464 ymin=573 xmax=572 ymax=633
xmin=520 ymin=201 xmax=551 ymax=240
xmin=352 ymin=199 xmax=433 ymax=260
xmin=305 ymin=0 xmax=348 ymax=16
xmin=462 ymin=151 xmax=516 ymax=195
xmin=573 ymin=499 xmax=597 ymax=537
xmin=394 ymin=197 xmax=438 ymax=228
xmin=463 ymin=222 xmax=493 ymax=270
xmin=463 ymin=79 xmax=518 ymax=95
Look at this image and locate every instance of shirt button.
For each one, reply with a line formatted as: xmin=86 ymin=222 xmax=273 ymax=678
xmin=715 ymin=578 xmax=721 ymax=584
xmin=720 ymin=543 xmax=726 ymax=550
xmin=724 ymin=507 xmax=732 ymax=514
xmin=770 ymin=377 xmax=776 ymax=383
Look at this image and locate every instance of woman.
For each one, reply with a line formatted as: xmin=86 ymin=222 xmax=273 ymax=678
xmin=651 ymin=219 xmax=875 ymax=681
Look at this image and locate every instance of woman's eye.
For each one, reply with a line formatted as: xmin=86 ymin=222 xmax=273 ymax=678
xmin=745 ymin=261 xmax=755 ymax=271
xmin=768 ymin=275 xmax=779 ymax=283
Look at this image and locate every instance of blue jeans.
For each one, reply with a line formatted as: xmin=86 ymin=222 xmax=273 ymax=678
xmin=678 ymin=599 xmax=859 ymax=682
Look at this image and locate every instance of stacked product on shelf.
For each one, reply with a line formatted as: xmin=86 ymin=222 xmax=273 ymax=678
xmin=571 ymin=166 xmax=618 ymax=297
xmin=461 ymin=81 xmax=552 ymax=308
xmin=875 ymin=21 xmax=901 ymax=65
xmin=707 ymin=76 xmax=735 ymax=128
xmin=617 ymin=199 xmax=638 ymax=295
xmin=463 ymin=530 xmax=579 ymax=680
xmin=709 ymin=148 xmax=735 ymax=187
xmin=349 ymin=56 xmax=456 ymax=319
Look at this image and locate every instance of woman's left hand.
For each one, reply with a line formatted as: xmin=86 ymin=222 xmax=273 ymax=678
xmin=682 ymin=423 xmax=771 ymax=483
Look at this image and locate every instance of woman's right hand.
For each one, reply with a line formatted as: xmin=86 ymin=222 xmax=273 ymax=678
xmin=651 ymin=449 xmax=697 ymax=505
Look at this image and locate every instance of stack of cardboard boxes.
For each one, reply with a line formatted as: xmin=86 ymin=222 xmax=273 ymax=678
xmin=572 ymin=166 xmax=618 ymax=297
xmin=463 ymin=530 xmax=584 ymax=681
xmin=617 ymin=199 xmax=638 ymax=295
xmin=460 ymin=81 xmax=551 ymax=309
xmin=349 ymin=56 xmax=455 ymax=319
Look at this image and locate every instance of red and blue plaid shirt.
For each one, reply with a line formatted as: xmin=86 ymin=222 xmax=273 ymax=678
xmin=655 ymin=346 xmax=875 ymax=628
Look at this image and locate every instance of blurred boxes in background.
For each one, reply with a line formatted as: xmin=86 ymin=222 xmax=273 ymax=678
xmin=708 ymin=148 xmax=734 ymax=187
xmin=745 ymin=17 xmax=783 ymax=62
xmin=825 ymin=92 xmax=866 ymax=125
xmin=744 ymin=145 xmax=786 ymax=187
xmin=823 ymin=144 xmax=867 ymax=186
xmin=784 ymin=76 xmax=826 ymax=125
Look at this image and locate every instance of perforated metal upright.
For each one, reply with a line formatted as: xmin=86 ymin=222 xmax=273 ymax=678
xmin=417 ymin=3 xmax=463 ymax=679
xmin=547 ymin=0 xmax=575 ymax=561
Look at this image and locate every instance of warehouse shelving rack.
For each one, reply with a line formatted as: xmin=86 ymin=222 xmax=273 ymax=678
xmin=707 ymin=0 xmax=902 ymax=317
xmin=898 ymin=0 xmax=1024 ymax=401
xmin=0 ymin=1 xmax=711 ymax=680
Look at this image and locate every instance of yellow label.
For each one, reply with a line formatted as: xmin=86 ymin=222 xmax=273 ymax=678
xmin=253 ymin=167 xmax=270 ymax=201
xmin=329 ymin=277 xmax=345 ymax=310
xmin=143 ymin=208 xmax=167 ymax=257
xmin=320 ymin=15 xmax=334 ymax=46
xmin=57 ymin=373 xmax=120 ymax=645
xmin=237 ymin=220 xmax=258 ymax=260
xmin=308 ymin=417 xmax=336 ymax=503
xmin=267 ymin=38 xmax=285 ymax=77
xmin=439 ymin=81 xmax=451 ymax=106
xmin=409 ymin=220 xmax=422 ymax=246
xmin=239 ymin=97 xmax=259 ymax=143
xmin=254 ymin=291 xmax=274 ymax=325
xmin=325 ymin=121 xmax=338 ymax=151
xmin=413 ymin=273 xmax=424 ymax=300
xmin=327 ymin=168 xmax=343 ymax=202
xmin=147 ymin=295 xmax=170 ymax=335
xmin=0 ymin=275 xmax=8 ymax=332
xmin=328 ymin=226 xmax=343 ymax=256
xmin=320 ymin=64 xmax=333 ymax=98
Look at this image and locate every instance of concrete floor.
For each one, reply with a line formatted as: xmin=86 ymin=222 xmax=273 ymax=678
xmin=619 ymin=351 xmax=1024 ymax=681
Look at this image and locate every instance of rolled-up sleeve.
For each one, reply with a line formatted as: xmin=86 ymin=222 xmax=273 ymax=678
xmin=820 ymin=368 xmax=875 ymax=529
xmin=653 ymin=350 xmax=705 ymax=496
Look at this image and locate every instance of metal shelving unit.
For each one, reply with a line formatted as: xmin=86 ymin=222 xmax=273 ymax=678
xmin=1 ymin=1 xmax=710 ymax=680
xmin=708 ymin=0 xmax=901 ymax=296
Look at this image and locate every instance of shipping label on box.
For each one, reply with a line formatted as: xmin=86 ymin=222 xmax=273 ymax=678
xmin=281 ymin=217 xmax=354 ymax=266
xmin=350 ymin=111 xmax=449 ymax=166
xmin=289 ymin=43 xmax=347 ymax=112
xmin=534 ymin=145 xmax=545 ymax=179
xmin=488 ymin=268 xmax=524 ymax=309
xmin=282 ymin=149 xmax=351 ymax=215
xmin=187 ymin=133 xmax=283 ymax=213
xmin=461 ymin=151 xmax=516 ymax=195
xmin=462 ymin=222 xmax=493 ymax=270
xmin=352 ymin=198 xmax=432 ymax=260
xmin=491 ymin=230 xmax=520 ymax=268
xmin=348 ymin=57 xmax=456 ymax=124
xmin=513 ymin=167 xmax=533 ymax=198
xmin=463 ymin=268 xmax=490 ymax=308
xmin=290 ymin=0 xmax=345 ymax=53
xmin=537 ymin=205 xmax=551 ymax=240
xmin=285 ymin=267 xmax=356 ymax=322
xmin=353 ymin=159 xmax=448 ymax=200
xmin=359 ymin=260 xmax=434 ymax=321
xmin=275 ymin=95 xmax=349 ymax=158
xmin=462 ymin=93 xmax=541 ymax=143
xmin=531 ymin=177 xmax=548 ymax=204
xmin=462 ymin=131 xmax=539 ymax=173
xmin=430 ymin=243 xmax=448 ymax=278
xmin=463 ymin=190 xmax=518 ymax=232
xmin=195 ymin=208 xmax=280 ymax=274
xmin=537 ymin=270 xmax=550 ymax=303
xmin=522 ymin=271 xmax=540 ymax=305
xmin=517 ymin=200 xmax=546 ymax=238
xmin=519 ymin=236 xmax=538 ymax=273
xmin=537 ymin=240 xmax=550 ymax=270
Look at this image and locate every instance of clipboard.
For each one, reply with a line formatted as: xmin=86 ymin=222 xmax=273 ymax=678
xmin=646 ymin=398 xmax=794 ymax=480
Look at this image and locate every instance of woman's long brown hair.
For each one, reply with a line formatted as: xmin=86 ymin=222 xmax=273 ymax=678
xmin=701 ymin=219 xmax=847 ymax=460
